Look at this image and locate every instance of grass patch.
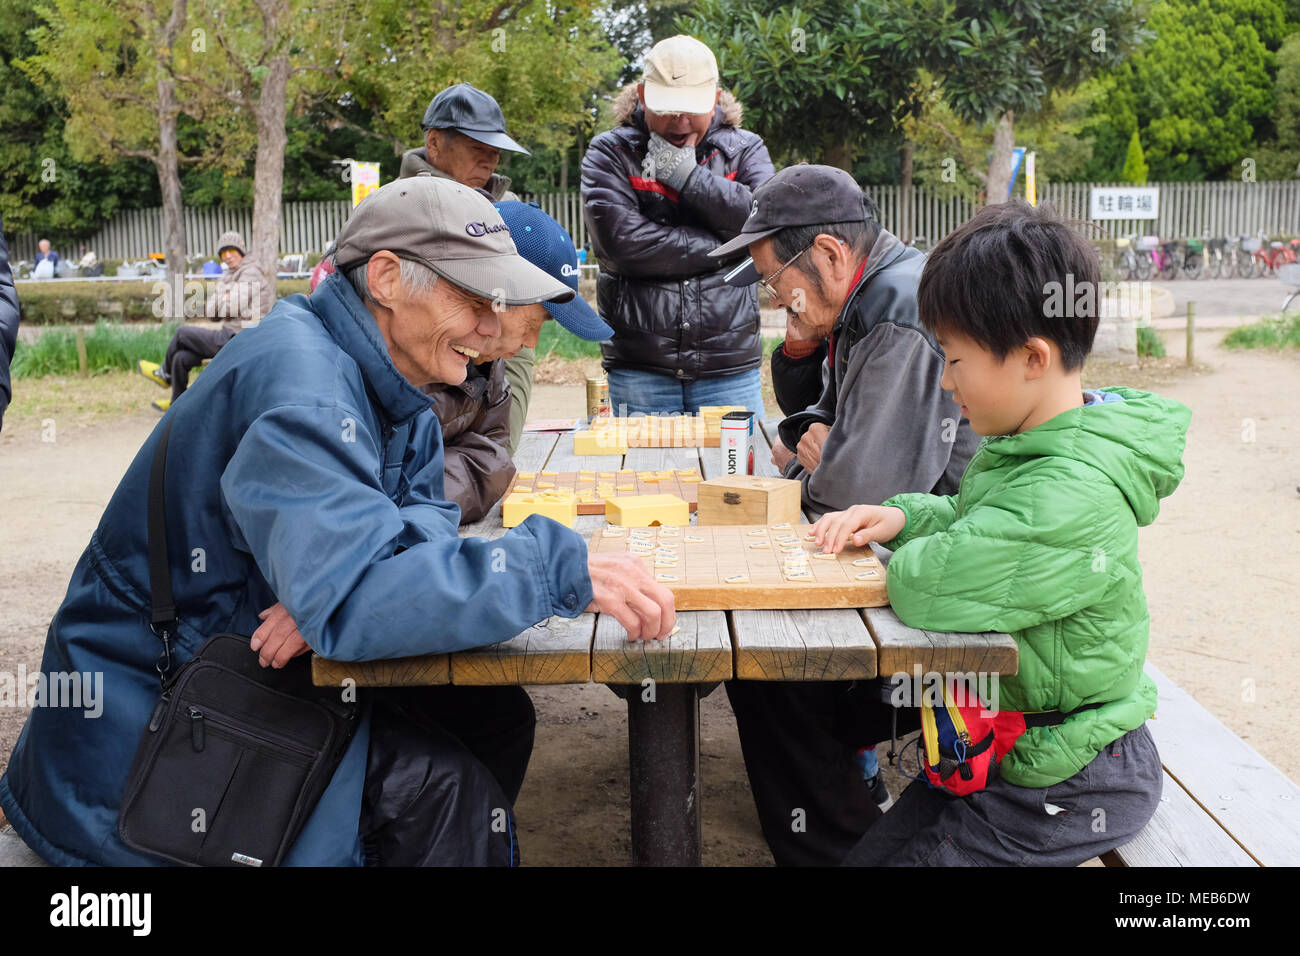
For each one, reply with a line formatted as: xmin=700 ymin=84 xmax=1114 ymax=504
xmin=11 ymin=321 xmax=180 ymax=378
xmin=1222 ymin=314 xmax=1300 ymax=351
xmin=1136 ymin=325 xmax=1166 ymax=358
xmin=535 ymin=321 xmax=603 ymax=360
xmin=1 ymin=370 xmax=160 ymax=436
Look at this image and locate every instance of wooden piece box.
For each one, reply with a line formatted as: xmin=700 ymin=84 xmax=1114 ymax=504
xmin=696 ymin=475 xmax=802 ymax=527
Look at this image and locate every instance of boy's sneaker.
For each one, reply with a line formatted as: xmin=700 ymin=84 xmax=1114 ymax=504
xmin=137 ymin=360 xmax=169 ymax=389
xmin=865 ymin=774 xmax=894 ymax=812
xmin=151 ymin=398 xmax=170 ymax=413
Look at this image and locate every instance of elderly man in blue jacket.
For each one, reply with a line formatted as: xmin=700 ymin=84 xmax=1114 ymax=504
xmin=0 ymin=177 xmax=675 ymax=866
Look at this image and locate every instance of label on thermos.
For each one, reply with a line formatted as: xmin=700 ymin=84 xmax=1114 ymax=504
xmin=720 ymin=411 xmax=755 ymax=476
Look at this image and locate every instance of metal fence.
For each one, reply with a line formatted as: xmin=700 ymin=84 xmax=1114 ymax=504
xmin=866 ymin=180 xmax=1300 ymax=244
xmin=8 ymin=200 xmax=353 ymax=263
xmin=9 ymin=180 xmax=1298 ymax=264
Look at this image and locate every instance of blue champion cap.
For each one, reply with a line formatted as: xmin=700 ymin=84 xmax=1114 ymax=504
xmin=493 ymin=201 xmax=613 ymax=341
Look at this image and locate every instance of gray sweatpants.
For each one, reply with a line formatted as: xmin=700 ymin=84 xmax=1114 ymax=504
xmin=843 ymin=724 xmax=1162 ymax=866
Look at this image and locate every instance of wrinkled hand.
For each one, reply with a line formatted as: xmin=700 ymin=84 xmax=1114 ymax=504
xmin=810 ymin=505 xmax=907 ymax=554
xmin=645 ymin=132 xmax=698 ymax=192
xmin=796 ymin=422 xmax=830 ymax=473
xmin=771 ymin=437 xmax=795 ymax=471
xmin=586 ymin=553 xmax=677 ymax=641
xmin=250 ymin=602 xmax=311 ymax=669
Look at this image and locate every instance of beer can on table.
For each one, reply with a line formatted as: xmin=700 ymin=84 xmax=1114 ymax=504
xmin=586 ymin=376 xmax=610 ymax=421
xmin=720 ymin=410 xmax=755 ymax=476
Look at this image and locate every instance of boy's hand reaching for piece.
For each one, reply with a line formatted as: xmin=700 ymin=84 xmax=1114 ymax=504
xmin=811 ymin=505 xmax=907 ymax=554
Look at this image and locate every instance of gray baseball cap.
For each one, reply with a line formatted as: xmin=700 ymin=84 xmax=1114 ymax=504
xmin=332 ymin=175 xmax=574 ymax=306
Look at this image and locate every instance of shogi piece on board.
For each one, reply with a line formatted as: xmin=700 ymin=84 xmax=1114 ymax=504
xmin=588 ymin=524 xmax=889 ymax=610
xmin=605 ymin=493 xmax=690 ymax=527
xmin=512 ymin=469 xmax=702 ymax=514
xmin=696 ymin=475 xmax=803 ymax=527
xmin=573 ymin=429 xmax=629 ymax=456
xmin=502 ymin=491 xmax=578 ymax=528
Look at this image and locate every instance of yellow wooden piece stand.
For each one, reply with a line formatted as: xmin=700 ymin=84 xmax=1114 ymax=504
xmin=502 ymin=491 xmax=579 ymax=528
xmin=574 ymin=429 xmax=629 ymax=456
xmin=605 ymin=493 xmax=690 ymax=527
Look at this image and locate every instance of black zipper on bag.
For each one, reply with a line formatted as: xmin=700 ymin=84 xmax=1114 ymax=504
xmin=182 ymin=704 xmax=317 ymax=758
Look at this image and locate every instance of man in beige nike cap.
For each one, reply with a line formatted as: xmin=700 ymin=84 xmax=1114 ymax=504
xmin=581 ymin=34 xmax=774 ymax=416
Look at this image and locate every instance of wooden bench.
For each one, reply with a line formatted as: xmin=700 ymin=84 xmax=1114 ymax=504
xmin=1102 ymin=662 xmax=1300 ymax=867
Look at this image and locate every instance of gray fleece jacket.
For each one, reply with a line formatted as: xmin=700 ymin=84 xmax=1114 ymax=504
xmin=777 ymin=229 xmax=979 ymax=519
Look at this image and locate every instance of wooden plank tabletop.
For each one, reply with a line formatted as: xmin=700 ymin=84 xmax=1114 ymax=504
xmin=312 ymin=416 xmax=1015 ymax=688
xmin=591 ymin=610 xmax=731 ymax=685
xmin=716 ymin=419 xmax=878 ymax=680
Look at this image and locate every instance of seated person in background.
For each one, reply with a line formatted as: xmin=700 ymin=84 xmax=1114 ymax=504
xmin=32 ymin=239 xmax=60 ymax=279
xmin=812 ymin=200 xmax=1189 ymax=866
xmin=137 ymin=231 xmax=276 ymax=411
xmin=423 ymin=201 xmax=613 ymax=524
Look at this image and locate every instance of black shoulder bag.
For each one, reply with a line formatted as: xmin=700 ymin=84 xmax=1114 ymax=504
xmin=118 ymin=416 xmax=358 ymax=867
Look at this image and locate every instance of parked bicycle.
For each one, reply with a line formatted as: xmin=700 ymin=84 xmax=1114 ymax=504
xmin=1205 ymin=235 xmax=1234 ymax=279
xmin=1255 ymin=234 xmax=1296 ymax=278
xmin=1133 ymin=235 xmax=1159 ymax=280
xmin=1237 ymin=234 xmax=1263 ymax=278
xmin=1181 ymin=237 xmax=1204 ymax=280
xmin=1280 ymin=263 xmax=1300 ymax=315
xmin=1113 ymin=234 xmax=1139 ymax=281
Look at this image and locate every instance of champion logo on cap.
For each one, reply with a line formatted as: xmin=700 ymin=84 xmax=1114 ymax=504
xmin=560 ymin=263 xmax=580 ymax=277
xmin=465 ymin=221 xmax=510 ymax=237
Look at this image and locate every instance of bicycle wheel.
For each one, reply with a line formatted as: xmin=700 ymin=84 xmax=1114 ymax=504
xmin=1114 ymin=251 xmax=1133 ymax=281
xmin=1207 ymin=253 xmax=1221 ymax=280
xmin=1135 ymin=252 xmax=1153 ymax=281
xmin=1160 ymin=256 xmax=1179 ymax=281
xmin=1183 ymin=254 xmax=1203 ymax=280
xmin=1238 ymin=251 xmax=1257 ymax=278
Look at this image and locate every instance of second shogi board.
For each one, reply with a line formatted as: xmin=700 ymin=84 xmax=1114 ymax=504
xmin=588 ymin=523 xmax=889 ymax=610
xmin=512 ymin=468 xmax=703 ymax=514
xmin=593 ymin=416 xmax=721 ymax=447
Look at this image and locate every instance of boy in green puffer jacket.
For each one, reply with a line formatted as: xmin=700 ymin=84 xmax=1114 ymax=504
xmin=813 ymin=200 xmax=1190 ymax=866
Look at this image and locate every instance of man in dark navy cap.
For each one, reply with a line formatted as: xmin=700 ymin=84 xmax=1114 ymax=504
xmin=401 ymin=83 xmax=525 ymax=203
xmin=400 ymin=82 xmax=534 ymax=452
xmin=710 ymin=164 xmax=979 ymax=866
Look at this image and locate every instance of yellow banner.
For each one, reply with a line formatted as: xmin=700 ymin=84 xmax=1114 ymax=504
xmin=351 ymin=162 xmax=380 ymax=207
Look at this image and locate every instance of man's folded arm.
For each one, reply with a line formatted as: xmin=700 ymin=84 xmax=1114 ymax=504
xmin=581 ymin=142 xmax=722 ymax=278
xmin=220 ymin=404 xmax=592 ymax=662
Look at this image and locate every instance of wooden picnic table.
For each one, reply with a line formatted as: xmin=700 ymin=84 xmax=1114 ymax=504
xmin=313 ymin=417 xmax=1018 ymax=865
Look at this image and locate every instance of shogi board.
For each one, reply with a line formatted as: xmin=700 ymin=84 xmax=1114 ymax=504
xmin=593 ymin=416 xmax=721 ymax=448
xmin=588 ymin=524 xmax=889 ymax=611
xmin=512 ymin=469 xmax=702 ymax=514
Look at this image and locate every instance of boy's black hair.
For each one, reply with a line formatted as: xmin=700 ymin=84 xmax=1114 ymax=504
xmin=917 ymin=200 xmax=1100 ymax=370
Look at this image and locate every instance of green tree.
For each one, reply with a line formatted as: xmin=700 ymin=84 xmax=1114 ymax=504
xmin=173 ymin=0 xmax=352 ymax=274
xmin=679 ymin=0 xmax=936 ymax=171
xmin=1082 ymin=0 xmax=1287 ymax=181
xmin=20 ymin=0 xmax=235 ymax=286
xmin=920 ymin=0 xmax=1150 ymax=202
xmin=1121 ymin=129 xmax=1149 ymax=181
xmin=1253 ymin=29 xmax=1300 ymax=178
xmin=0 ymin=0 xmax=161 ymax=243
xmin=332 ymin=0 xmax=623 ymax=178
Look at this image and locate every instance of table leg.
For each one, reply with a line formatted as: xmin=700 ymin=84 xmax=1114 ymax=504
xmin=625 ymin=682 xmax=701 ymax=866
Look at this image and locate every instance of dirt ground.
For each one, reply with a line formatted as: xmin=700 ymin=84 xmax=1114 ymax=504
xmin=1 ymin=328 xmax=1297 ymax=865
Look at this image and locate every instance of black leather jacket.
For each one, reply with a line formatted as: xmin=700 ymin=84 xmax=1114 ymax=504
xmin=581 ymin=85 xmax=774 ymax=380
xmin=0 ymin=221 xmax=19 ymax=432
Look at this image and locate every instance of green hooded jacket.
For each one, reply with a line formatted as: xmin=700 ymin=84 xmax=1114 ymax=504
xmin=882 ymin=386 xmax=1191 ymax=787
